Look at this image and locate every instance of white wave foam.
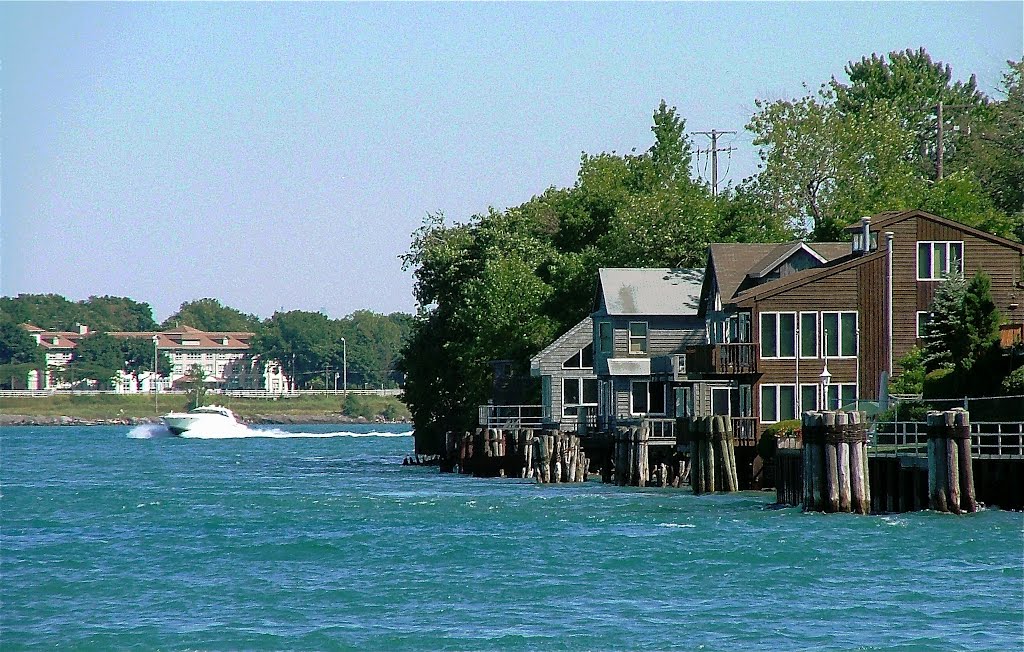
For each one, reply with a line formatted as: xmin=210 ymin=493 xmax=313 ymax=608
xmin=658 ymin=523 xmax=696 ymax=529
xmin=128 ymin=422 xmax=412 ymax=439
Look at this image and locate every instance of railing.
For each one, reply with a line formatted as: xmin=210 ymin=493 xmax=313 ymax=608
xmin=872 ymin=421 xmax=1024 ymax=458
xmin=0 ymin=388 xmax=402 ymax=398
xmin=732 ymin=416 xmax=758 ymax=445
xmin=686 ymin=343 xmax=757 ymax=375
xmin=477 ymin=404 xmax=547 ymax=429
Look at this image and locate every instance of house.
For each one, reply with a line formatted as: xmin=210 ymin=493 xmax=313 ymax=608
xmin=24 ymin=324 xmax=90 ymax=388
xmin=591 ymin=268 xmax=705 ymax=434
xmin=695 ymin=210 xmax=1024 ymax=434
xmin=529 ymin=316 xmax=595 ymax=430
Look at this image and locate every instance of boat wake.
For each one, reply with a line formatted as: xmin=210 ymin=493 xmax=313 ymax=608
xmin=127 ymin=423 xmax=412 ymax=439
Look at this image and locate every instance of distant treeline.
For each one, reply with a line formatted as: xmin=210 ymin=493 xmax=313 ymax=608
xmin=0 ymin=294 xmax=413 ymax=389
xmin=402 ymin=50 xmax=1024 ymax=453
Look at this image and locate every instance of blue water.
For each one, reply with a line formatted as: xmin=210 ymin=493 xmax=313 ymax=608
xmin=2 ymin=424 xmax=1022 ymax=651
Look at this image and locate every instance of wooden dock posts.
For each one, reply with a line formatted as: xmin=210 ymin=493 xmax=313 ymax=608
xmin=612 ymin=426 xmax=650 ymax=486
xmin=926 ymin=409 xmax=977 ymax=514
xmin=442 ymin=428 xmax=588 ymax=483
xmin=679 ymin=416 xmax=739 ymax=494
xmin=801 ymin=411 xmax=870 ymax=514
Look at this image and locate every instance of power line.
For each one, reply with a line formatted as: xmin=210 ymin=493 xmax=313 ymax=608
xmin=693 ymin=129 xmax=737 ymax=197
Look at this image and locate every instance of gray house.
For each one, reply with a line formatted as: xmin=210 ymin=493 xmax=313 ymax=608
xmin=591 ymin=268 xmax=706 ymax=432
xmin=529 ymin=316 xmax=596 ymax=430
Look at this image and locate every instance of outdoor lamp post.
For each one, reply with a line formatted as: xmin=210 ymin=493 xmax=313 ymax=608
xmin=820 ymin=362 xmax=832 ymax=412
xmin=340 ymin=337 xmax=347 ymax=392
xmin=152 ymin=334 xmax=160 ymax=413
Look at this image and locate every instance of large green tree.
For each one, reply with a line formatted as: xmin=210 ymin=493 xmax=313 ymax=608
xmin=68 ymin=332 xmax=124 ymax=388
xmin=162 ymin=298 xmax=262 ymax=332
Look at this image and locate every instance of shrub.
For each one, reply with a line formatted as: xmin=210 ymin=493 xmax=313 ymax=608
xmin=758 ymin=419 xmax=801 ymax=460
xmin=923 ymin=367 xmax=959 ymax=398
xmin=1004 ymin=365 xmax=1024 ymax=394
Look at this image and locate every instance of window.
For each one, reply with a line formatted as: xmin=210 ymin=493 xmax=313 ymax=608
xmin=917 ymin=311 xmax=931 ymax=339
xmin=712 ymin=387 xmax=732 ymax=416
xmin=628 ymin=322 xmax=648 ymax=354
xmin=822 ymin=311 xmax=857 ymax=357
xmin=800 ymin=312 xmax=818 ymax=358
xmin=760 ymin=312 xmax=796 ymax=358
xmin=631 ymin=380 xmax=667 ymax=415
xmin=760 ymin=384 xmax=796 ymax=423
xmin=825 ymin=384 xmax=858 ymax=411
xmin=800 ymin=384 xmax=819 ymax=413
xmin=917 ymin=241 xmax=964 ymax=280
xmin=563 ymin=343 xmax=594 ymax=369
xmin=598 ymin=322 xmax=612 ymax=353
xmin=563 ymin=378 xmax=598 ymax=416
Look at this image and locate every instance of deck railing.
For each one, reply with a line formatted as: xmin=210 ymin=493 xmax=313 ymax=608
xmin=477 ymin=404 xmax=548 ymax=429
xmin=871 ymin=421 xmax=1024 ymax=458
xmin=686 ymin=343 xmax=757 ymax=375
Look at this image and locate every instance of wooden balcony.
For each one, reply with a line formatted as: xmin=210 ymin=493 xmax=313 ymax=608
xmin=686 ymin=343 xmax=758 ymax=375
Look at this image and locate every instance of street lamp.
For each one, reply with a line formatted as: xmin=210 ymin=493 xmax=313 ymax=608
xmin=819 ymin=363 xmax=832 ymax=411
xmin=152 ymin=334 xmax=160 ymax=413
xmin=340 ymin=337 xmax=347 ymax=392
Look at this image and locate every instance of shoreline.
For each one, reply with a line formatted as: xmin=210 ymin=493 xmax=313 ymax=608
xmin=0 ymin=414 xmax=411 ymax=428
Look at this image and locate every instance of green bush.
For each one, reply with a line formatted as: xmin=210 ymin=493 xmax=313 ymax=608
xmin=758 ymin=419 xmax=801 ymax=460
xmin=1003 ymin=365 xmax=1024 ymax=394
xmin=923 ymin=367 xmax=959 ymax=398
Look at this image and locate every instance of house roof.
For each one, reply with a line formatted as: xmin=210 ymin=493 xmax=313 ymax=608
xmin=844 ymin=209 xmax=1024 ymax=253
xmin=733 ymin=248 xmax=886 ymax=306
xmin=597 ymin=268 xmax=704 ymax=316
xmin=107 ymin=330 xmax=254 ymax=350
xmin=708 ymin=241 xmax=850 ymax=303
xmin=530 ymin=316 xmax=592 ymax=371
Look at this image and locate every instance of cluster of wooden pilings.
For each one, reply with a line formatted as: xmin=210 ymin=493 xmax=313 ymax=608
xmin=442 ymin=428 xmax=588 ymax=483
xmin=801 ymin=411 xmax=871 ymax=513
xmin=607 ymin=426 xmax=686 ymax=487
xmin=679 ymin=416 xmax=740 ymax=494
xmin=926 ymin=409 xmax=977 ymax=514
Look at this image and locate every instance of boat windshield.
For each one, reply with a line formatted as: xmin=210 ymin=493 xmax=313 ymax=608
xmin=189 ymin=406 xmax=233 ymax=417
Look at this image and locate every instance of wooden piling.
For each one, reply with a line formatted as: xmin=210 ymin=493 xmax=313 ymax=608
xmin=955 ymin=410 xmax=977 ymax=513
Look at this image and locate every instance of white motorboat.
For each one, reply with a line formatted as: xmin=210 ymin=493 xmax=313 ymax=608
xmin=162 ymin=405 xmax=240 ymax=435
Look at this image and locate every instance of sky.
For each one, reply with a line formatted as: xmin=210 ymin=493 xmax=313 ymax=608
xmin=2 ymin=2 xmax=1021 ymax=323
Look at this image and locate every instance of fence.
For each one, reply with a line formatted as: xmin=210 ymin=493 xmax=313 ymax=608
xmin=872 ymin=421 xmax=1024 ymax=458
xmin=477 ymin=404 xmax=548 ymax=429
xmin=887 ymin=394 xmax=1024 ymax=421
xmin=0 ymin=388 xmax=402 ymax=399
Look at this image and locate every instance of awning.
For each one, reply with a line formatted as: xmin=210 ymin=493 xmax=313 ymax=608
xmin=607 ymin=358 xmax=652 ymax=376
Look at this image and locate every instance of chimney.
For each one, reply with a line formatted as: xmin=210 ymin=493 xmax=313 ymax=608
xmin=77 ymin=324 xmax=89 ymax=335
xmin=854 ymin=216 xmax=872 ymax=254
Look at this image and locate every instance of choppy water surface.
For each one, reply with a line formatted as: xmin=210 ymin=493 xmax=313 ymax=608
xmin=3 ymin=424 xmax=1022 ymax=650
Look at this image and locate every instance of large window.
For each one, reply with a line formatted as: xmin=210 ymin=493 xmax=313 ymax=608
xmin=825 ymin=384 xmax=857 ymax=411
xmin=822 ymin=311 xmax=857 ymax=358
xmin=628 ymin=322 xmax=648 ymax=354
xmin=760 ymin=384 xmax=796 ymax=423
xmin=563 ymin=343 xmax=594 ymax=369
xmin=760 ymin=312 xmax=796 ymax=358
xmin=563 ymin=378 xmax=598 ymax=416
xmin=800 ymin=312 xmax=818 ymax=358
xmin=631 ymin=380 xmax=667 ymax=415
xmin=598 ymin=322 xmax=612 ymax=353
xmin=917 ymin=241 xmax=963 ymax=280
xmin=800 ymin=384 xmax=819 ymax=413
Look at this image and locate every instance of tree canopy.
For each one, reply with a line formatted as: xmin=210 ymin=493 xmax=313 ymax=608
xmin=0 ymin=294 xmax=157 ymax=332
xmin=161 ymin=298 xmax=262 ymax=332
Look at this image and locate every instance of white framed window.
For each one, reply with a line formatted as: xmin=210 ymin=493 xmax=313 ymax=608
xmin=822 ymin=311 xmax=858 ymax=358
xmin=799 ymin=312 xmax=818 ymax=359
xmin=825 ymin=383 xmax=858 ymax=411
xmin=916 ymin=311 xmax=931 ymax=339
xmin=760 ymin=312 xmax=796 ymax=359
xmin=800 ymin=384 xmax=819 ymax=413
xmin=628 ymin=322 xmax=648 ymax=354
xmin=631 ymin=380 xmax=667 ymax=415
xmin=711 ymin=387 xmax=733 ymax=416
xmin=760 ymin=384 xmax=796 ymax=423
xmin=562 ymin=343 xmax=594 ymax=369
xmin=917 ymin=241 xmax=963 ymax=280
xmin=562 ymin=377 xmax=598 ymax=416
xmin=598 ymin=322 xmax=612 ymax=353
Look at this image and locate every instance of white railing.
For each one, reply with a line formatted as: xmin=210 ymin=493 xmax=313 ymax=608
xmin=872 ymin=421 xmax=1024 ymax=458
xmin=477 ymin=404 xmax=548 ymax=429
xmin=0 ymin=388 xmax=403 ymax=399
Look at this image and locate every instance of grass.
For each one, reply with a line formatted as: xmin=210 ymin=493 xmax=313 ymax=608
xmin=0 ymin=394 xmax=410 ymax=421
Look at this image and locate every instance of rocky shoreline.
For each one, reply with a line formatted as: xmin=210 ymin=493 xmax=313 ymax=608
xmin=0 ymin=414 xmax=411 ymax=427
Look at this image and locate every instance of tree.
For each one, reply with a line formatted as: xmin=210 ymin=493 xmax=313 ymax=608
xmin=68 ymin=332 xmax=124 ymax=388
xmin=180 ymin=364 xmax=208 ymax=410
xmin=0 ymin=316 xmax=45 ymax=388
xmin=921 ymin=271 xmax=1000 ymax=375
xmin=748 ymin=87 xmax=922 ymax=239
xmin=832 ymin=47 xmax=989 ymax=179
xmin=120 ymin=337 xmax=172 ymax=377
xmin=890 ymin=346 xmax=925 ymax=395
xmin=82 ymin=296 xmax=157 ymax=331
xmin=162 ymin=298 xmax=262 ymax=332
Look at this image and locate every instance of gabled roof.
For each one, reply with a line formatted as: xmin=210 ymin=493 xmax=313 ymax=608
xmin=597 ymin=268 xmax=704 ymax=316
xmin=530 ymin=316 xmax=592 ymax=371
xmin=707 ymin=241 xmax=850 ymax=304
xmin=845 ymin=209 xmax=1024 ymax=253
xmin=733 ymin=248 xmax=886 ymax=307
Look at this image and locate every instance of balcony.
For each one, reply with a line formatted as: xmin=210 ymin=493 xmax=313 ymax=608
xmin=686 ymin=343 xmax=758 ymax=375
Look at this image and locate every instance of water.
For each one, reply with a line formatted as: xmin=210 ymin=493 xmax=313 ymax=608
xmin=3 ymin=424 xmax=1022 ymax=651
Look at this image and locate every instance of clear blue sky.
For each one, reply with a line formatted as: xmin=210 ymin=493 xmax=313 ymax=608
xmin=2 ymin=2 xmax=1020 ymax=322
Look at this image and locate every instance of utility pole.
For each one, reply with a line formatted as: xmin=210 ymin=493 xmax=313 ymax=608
xmin=693 ymin=129 xmax=736 ymax=197
xmin=929 ymin=100 xmax=974 ymax=181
